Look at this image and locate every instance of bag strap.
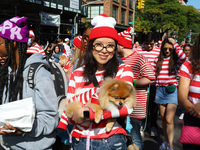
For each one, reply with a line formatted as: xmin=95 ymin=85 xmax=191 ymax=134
xmin=92 ymin=74 xmax=100 ymax=87
xmin=27 ymin=63 xmax=49 ymax=89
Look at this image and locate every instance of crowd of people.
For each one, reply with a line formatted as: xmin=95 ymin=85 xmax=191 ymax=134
xmin=0 ymin=14 xmax=200 ymax=150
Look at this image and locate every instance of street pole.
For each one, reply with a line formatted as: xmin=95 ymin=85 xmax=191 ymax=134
xmin=132 ymin=0 xmax=136 ymax=45
xmin=74 ymin=13 xmax=78 ymax=36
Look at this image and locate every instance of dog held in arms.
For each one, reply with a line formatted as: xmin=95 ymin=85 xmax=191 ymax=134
xmin=65 ymin=78 xmax=136 ymax=132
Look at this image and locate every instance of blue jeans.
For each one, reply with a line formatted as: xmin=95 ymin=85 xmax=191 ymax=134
xmin=73 ymin=134 xmax=127 ymax=150
xmin=130 ymin=118 xmax=143 ymax=150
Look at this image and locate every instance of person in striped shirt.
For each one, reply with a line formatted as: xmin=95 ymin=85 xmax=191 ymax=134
xmin=178 ymin=35 xmax=200 ymax=150
xmin=136 ymin=32 xmax=160 ymax=137
xmin=117 ymin=27 xmax=155 ymax=150
xmin=153 ymin=38 xmax=186 ymax=150
xmin=58 ymin=14 xmax=134 ymax=150
xmin=27 ymin=30 xmax=46 ymax=58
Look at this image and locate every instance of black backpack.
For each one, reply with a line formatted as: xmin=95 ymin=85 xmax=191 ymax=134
xmin=27 ymin=61 xmax=69 ymax=103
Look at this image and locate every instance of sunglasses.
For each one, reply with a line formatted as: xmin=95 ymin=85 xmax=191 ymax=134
xmin=163 ymin=48 xmax=173 ymax=51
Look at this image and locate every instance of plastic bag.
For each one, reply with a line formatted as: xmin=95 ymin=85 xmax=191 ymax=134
xmin=0 ymin=97 xmax=35 ymax=132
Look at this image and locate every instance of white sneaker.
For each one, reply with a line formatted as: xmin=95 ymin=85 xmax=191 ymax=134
xmin=150 ymin=127 xmax=158 ymax=137
xmin=140 ymin=126 xmax=144 ymax=139
xmin=179 ymin=113 xmax=184 ymax=120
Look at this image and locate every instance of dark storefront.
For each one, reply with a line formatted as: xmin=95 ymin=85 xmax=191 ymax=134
xmin=0 ymin=0 xmax=87 ymax=45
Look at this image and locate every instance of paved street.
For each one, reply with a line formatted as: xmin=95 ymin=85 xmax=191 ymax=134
xmin=143 ymin=107 xmax=183 ymax=150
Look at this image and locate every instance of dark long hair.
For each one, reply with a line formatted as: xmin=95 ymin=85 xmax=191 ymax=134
xmin=83 ymin=39 xmax=119 ymax=85
xmin=189 ymin=34 xmax=200 ymax=77
xmin=156 ymin=38 xmax=178 ymax=76
xmin=76 ymin=23 xmax=94 ymax=69
xmin=0 ymin=39 xmax=27 ymax=104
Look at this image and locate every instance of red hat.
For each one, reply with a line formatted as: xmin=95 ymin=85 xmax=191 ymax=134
xmin=29 ymin=30 xmax=35 ymax=37
xmin=73 ymin=36 xmax=86 ymax=51
xmin=88 ymin=14 xmax=118 ymax=42
xmin=118 ymin=27 xmax=133 ymax=49
xmin=158 ymin=40 xmax=162 ymax=45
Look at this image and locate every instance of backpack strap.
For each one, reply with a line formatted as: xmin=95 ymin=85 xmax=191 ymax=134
xmin=92 ymin=74 xmax=100 ymax=87
xmin=27 ymin=63 xmax=49 ymax=89
xmin=49 ymin=61 xmax=68 ymax=103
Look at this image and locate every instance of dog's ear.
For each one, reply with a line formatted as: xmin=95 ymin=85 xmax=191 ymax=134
xmin=111 ymin=84 xmax=119 ymax=91
xmin=128 ymin=85 xmax=133 ymax=92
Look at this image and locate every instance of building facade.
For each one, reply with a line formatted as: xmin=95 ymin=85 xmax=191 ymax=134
xmin=85 ymin=0 xmax=134 ymax=31
xmin=0 ymin=0 xmax=86 ymax=44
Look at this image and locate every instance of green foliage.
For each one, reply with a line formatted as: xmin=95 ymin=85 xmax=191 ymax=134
xmin=134 ymin=0 xmax=200 ymax=42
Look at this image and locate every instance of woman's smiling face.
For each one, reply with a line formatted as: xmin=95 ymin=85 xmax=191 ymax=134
xmin=92 ymin=37 xmax=115 ymax=70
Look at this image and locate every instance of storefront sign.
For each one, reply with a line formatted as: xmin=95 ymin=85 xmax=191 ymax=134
xmin=70 ymin=0 xmax=79 ymax=10
xmin=40 ymin=12 xmax=60 ymax=27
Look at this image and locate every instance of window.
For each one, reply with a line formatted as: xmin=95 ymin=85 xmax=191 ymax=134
xmin=113 ymin=5 xmax=118 ymax=22
xmin=129 ymin=12 xmax=133 ymax=22
xmin=121 ymin=9 xmax=126 ymax=25
xmin=88 ymin=5 xmax=103 ymax=20
xmin=113 ymin=0 xmax=118 ymax=2
xmin=129 ymin=0 xmax=133 ymax=8
xmin=121 ymin=0 xmax=126 ymax=6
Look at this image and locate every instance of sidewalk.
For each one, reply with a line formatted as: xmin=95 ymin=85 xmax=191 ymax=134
xmin=142 ymin=107 xmax=183 ymax=150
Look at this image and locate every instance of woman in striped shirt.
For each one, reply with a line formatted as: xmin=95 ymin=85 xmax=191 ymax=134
xmin=178 ymin=35 xmax=200 ymax=150
xmin=152 ymin=38 xmax=186 ymax=150
xmin=58 ymin=14 xmax=134 ymax=150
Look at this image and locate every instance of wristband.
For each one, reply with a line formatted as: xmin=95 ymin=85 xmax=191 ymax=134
xmin=83 ymin=110 xmax=90 ymax=119
xmin=133 ymin=80 xmax=136 ymax=87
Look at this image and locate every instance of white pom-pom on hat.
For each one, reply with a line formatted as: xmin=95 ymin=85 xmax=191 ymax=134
xmin=91 ymin=14 xmax=116 ymax=29
xmin=118 ymin=27 xmax=133 ymax=41
xmin=88 ymin=14 xmax=118 ymax=42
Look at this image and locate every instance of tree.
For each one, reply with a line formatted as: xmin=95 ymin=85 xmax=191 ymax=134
xmin=134 ymin=0 xmax=200 ymax=42
xmin=181 ymin=5 xmax=200 ymax=43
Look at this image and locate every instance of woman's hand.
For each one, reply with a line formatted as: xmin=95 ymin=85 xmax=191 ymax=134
xmin=168 ymin=38 xmax=176 ymax=45
xmin=0 ymin=123 xmax=24 ymax=135
xmin=188 ymin=103 xmax=200 ymax=118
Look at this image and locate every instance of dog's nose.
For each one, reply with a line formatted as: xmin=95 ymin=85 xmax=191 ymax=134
xmin=119 ymin=102 xmax=123 ymax=106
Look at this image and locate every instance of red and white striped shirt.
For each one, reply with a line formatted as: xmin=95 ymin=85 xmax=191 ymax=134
xmin=121 ymin=51 xmax=155 ymax=119
xmin=178 ymin=61 xmax=200 ymax=104
xmin=136 ymin=46 xmax=160 ymax=67
xmin=58 ymin=64 xmax=134 ymax=139
xmin=152 ymin=43 xmax=186 ymax=86
xmin=27 ymin=43 xmax=46 ymax=58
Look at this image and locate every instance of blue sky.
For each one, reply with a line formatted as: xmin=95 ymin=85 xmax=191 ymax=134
xmin=187 ymin=0 xmax=200 ymax=9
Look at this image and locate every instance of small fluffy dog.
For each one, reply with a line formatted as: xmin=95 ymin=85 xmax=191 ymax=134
xmin=65 ymin=78 xmax=136 ymax=132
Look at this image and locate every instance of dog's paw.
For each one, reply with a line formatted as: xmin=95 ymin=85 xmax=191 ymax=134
xmin=94 ymin=109 xmax=103 ymax=123
xmin=94 ymin=117 xmax=101 ymax=124
xmin=106 ymin=124 xmax=112 ymax=132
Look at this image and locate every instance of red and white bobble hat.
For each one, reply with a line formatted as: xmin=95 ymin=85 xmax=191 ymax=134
xmin=88 ymin=14 xmax=118 ymax=42
xmin=29 ymin=30 xmax=35 ymax=38
xmin=73 ymin=36 xmax=86 ymax=51
xmin=118 ymin=27 xmax=133 ymax=49
xmin=158 ymin=40 xmax=162 ymax=46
